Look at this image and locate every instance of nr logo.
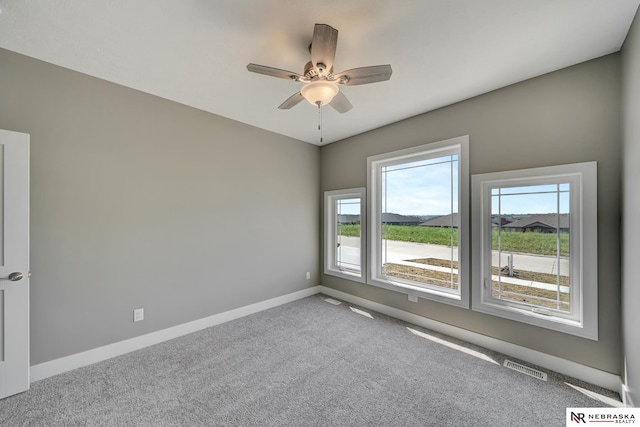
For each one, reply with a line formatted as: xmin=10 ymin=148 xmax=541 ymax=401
xmin=571 ymin=412 xmax=586 ymax=423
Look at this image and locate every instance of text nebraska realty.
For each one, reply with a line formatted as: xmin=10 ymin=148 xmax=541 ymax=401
xmin=572 ymin=412 xmax=636 ymax=423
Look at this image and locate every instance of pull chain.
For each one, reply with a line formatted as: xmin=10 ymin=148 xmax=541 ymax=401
xmin=317 ymin=102 xmax=323 ymax=144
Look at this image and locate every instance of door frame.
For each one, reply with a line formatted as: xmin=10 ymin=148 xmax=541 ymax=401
xmin=0 ymin=129 xmax=30 ymax=399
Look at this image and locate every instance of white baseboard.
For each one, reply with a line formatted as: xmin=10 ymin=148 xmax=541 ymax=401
xmin=30 ymin=286 xmax=321 ymax=382
xmin=31 ymin=284 xmax=622 ymax=396
xmin=318 ymin=286 xmax=622 ymax=393
xmin=621 ymin=384 xmax=635 ymax=408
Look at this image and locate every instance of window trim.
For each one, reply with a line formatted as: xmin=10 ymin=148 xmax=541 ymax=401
xmin=324 ymin=187 xmax=366 ymax=283
xmin=367 ymin=135 xmax=470 ymax=308
xmin=471 ymin=162 xmax=598 ymax=340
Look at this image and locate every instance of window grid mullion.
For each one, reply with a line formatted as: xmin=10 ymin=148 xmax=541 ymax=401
xmin=556 ymin=183 xmax=561 ymax=311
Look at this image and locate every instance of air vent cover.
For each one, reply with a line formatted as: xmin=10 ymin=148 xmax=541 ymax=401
xmin=504 ymin=360 xmax=548 ymax=381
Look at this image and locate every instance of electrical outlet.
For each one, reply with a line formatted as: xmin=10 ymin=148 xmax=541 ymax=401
xmin=306 ymin=272 xmax=311 ymax=280
xmin=133 ymin=308 xmax=144 ymax=322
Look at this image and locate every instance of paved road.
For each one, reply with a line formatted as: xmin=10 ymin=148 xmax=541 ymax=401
xmin=336 ymin=236 xmax=569 ymax=275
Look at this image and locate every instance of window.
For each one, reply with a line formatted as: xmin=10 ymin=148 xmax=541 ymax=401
xmin=471 ymin=162 xmax=598 ymax=339
xmin=368 ymin=136 xmax=469 ymax=307
xmin=324 ymin=188 xmax=366 ymax=282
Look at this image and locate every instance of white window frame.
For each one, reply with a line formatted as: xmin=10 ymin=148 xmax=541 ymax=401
xmin=471 ymin=162 xmax=598 ymax=340
xmin=324 ymin=188 xmax=366 ymax=283
xmin=367 ymin=135 xmax=470 ymax=308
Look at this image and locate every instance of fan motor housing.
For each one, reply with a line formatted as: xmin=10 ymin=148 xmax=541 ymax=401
xmin=304 ymin=61 xmax=333 ymax=80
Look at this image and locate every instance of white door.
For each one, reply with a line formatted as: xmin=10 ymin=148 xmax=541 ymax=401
xmin=0 ymin=129 xmax=30 ymax=399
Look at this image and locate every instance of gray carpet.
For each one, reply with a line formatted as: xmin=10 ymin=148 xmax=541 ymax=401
xmin=0 ymin=294 xmax=619 ymax=426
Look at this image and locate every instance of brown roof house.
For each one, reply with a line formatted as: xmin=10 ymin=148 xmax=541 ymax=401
xmin=381 ymin=213 xmax=424 ymax=226
xmin=419 ymin=213 xmax=459 ymax=228
xmin=501 ymin=213 xmax=570 ymax=233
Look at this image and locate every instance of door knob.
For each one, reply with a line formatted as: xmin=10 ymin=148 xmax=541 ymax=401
xmin=1 ymin=272 xmax=24 ymax=281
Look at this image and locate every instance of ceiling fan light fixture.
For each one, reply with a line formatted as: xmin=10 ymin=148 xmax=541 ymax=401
xmin=247 ymin=23 xmax=391 ymax=115
xmin=300 ymin=81 xmax=339 ymax=106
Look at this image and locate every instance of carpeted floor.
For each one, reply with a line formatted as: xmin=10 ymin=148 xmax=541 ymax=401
xmin=0 ymin=294 xmax=620 ymax=426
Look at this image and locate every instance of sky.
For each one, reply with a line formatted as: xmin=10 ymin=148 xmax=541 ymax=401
xmin=338 ymin=159 xmax=569 ymax=216
xmin=492 ymin=184 xmax=570 ymax=215
xmin=382 ymin=156 xmax=458 ymax=216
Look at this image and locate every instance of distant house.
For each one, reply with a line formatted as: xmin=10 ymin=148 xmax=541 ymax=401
xmin=381 ymin=213 xmax=424 ymax=226
xmin=419 ymin=213 xmax=458 ymax=228
xmin=491 ymin=215 xmax=513 ymax=227
xmin=337 ymin=214 xmax=361 ymax=225
xmin=501 ymin=213 xmax=570 ymax=233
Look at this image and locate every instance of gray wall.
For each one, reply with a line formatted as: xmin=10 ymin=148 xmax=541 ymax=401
xmin=320 ymin=54 xmax=622 ymax=374
xmin=622 ymin=9 xmax=640 ymax=406
xmin=0 ymin=39 xmax=630 ymax=381
xmin=0 ymin=48 xmax=320 ymax=365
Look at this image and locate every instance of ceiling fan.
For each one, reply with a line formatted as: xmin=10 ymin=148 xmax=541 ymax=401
xmin=247 ymin=24 xmax=392 ymax=114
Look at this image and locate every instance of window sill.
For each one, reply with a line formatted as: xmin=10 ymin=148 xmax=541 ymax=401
xmin=368 ymin=276 xmax=468 ymax=308
xmin=324 ymin=268 xmax=366 ymax=284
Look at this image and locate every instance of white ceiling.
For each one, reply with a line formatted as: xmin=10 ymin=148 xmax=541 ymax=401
xmin=1 ymin=1 xmax=638 ymax=145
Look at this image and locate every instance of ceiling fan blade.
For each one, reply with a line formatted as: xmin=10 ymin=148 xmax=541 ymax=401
xmin=247 ymin=64 xmax=304 ymax=81
xmin=311 ymin=24 xmax=338 ymax=74
xmin=278 ymin=92 xmax=305 ymax=110
xmin=329 ymin=91 xmax=353 ymax=114
xmin=334 ymin=65 xmax=392 ymax=86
